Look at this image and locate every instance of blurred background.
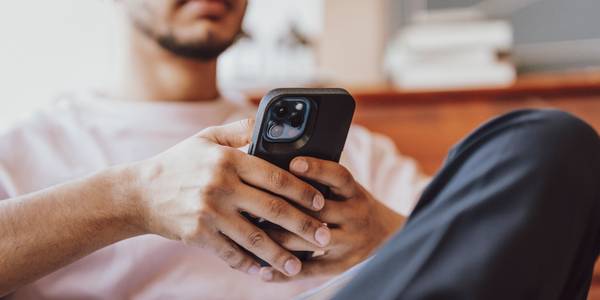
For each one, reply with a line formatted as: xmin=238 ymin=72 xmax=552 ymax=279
xmin=2 ymin=0 xmax=600 ymax=126
xmin=1 ymin=0 xmax=600 ymax=297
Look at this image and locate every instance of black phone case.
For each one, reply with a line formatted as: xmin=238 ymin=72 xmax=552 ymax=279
xmin=247 ymin=88 xmax=356 ymax=265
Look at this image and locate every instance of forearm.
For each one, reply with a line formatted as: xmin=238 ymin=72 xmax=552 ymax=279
xmin=0 ymin=165 xmax=143 ymax=296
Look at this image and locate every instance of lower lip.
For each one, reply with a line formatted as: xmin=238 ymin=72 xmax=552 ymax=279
xmin=180 ymin=0 xmax=228 ymax=18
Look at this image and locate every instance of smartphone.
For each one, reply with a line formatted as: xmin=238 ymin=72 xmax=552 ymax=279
xmin=247 ymin=88 xmax=356 ymax=265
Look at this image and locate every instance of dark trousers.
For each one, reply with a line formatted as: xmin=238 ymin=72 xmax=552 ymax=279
xmin=333 ymin=109 xmax=600 ymax=300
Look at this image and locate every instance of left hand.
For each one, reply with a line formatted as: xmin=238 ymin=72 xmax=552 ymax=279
xmin=258 ymin=157 xmax=406 ymax=282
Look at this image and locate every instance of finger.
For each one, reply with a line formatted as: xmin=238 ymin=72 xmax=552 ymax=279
xmin=259 ymin=259 xmax=342 ymax=282
xmin=218 ymin=214 xmax=303 ymax=277
xmin=200 ymin=232 xmax=261 ymax=276
xmin=311 ymin=199 xmax=348 ymax=224
xmin=236 ymin=155 xmax=325 ymax=211
xmin=269 ymin=227 xmax=348 ymax=255
xmin=198 ymin=118 xmax=255 ymax=148
xmin=236 ymin=185 xmax=331 ymax=247
xmin=289 ymin=157 xmax=357 ymax=198
xmin=265 ymin=228 xmax=323 ymax=252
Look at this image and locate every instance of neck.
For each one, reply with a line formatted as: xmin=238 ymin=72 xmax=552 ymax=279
xmin=115 ymin=28 xmax=220 ymax=103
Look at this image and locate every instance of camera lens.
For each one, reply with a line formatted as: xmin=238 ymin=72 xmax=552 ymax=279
xmin=268 ymin=123 xmax=284 ymax=138
xmin=273 ymin=103 xmax=288 ymax=118
xmin=289 ymin=111 xmax=304 ymax=127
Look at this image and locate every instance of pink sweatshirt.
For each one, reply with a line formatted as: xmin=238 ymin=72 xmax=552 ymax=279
xmin=0 ymin=91 xmax=429 ymax=300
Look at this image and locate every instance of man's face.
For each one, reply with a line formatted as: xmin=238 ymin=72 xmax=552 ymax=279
xmin=121 ymin=0 xmax=247 ymax=60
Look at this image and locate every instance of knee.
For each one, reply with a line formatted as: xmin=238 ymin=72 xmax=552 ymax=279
xmin=499 ymin=109 xmax=598 ymax=162
xmin=509 ymin=110 xmax=600 ymax=224
xmin=532 ymin=109 xmax=596 ymax=138
xmin=449 ymin=109 xmax=599 ymax=164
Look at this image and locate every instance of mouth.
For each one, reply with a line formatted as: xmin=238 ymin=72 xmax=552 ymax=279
xmin=176 ymin=0 xmax=232 ymax=20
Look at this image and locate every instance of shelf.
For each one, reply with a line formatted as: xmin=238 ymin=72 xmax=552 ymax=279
xmin=246 ymin=71 xmax=600 ymax=105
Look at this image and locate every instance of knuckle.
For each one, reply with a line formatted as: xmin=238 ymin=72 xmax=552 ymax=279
xmin=202 ymin=181 xmax=235 ymax=199
xmin=220 ymin=248 xmax=245 ymax=269
xmin=247 ymin=230 xmax=266 ymax=248
xmin=229 ymin=258 xmax=247 ymax=270
xmin=339 ymin=169 xmax=354 ymax=186
xmin=214 ymin=150 xmax=237 ymax=170
xmin=267 ymin=198 xmax=288 ymax=219
xmin=204 ymin=145 xmax=234 ymax=167
xmin=220 ymin=247 xmax=237 ymax=261
xmin=269 ymin=171 xmax=289 ymax=189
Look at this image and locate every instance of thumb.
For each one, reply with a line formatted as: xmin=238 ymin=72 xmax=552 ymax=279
xmin=198 ymin=118 xmax=255 ymax=148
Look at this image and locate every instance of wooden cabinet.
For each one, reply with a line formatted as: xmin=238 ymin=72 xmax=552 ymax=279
xmin=352 ymin=93 xmax=600 ymax=175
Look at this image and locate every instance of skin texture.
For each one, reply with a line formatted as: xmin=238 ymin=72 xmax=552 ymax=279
xmin=260 ymin=158 xmax=405 ymax=282
xmin=115 ymin=0 xmax=247 ymax=102
xmin=0 ymin=0 xmax=408 ymax=295
xmin=135 ymin=119 xmax=331 ymax=276
xmin=0 ymin=120 xmax=330 ymax=296
xmin=0 ymin=164 xmax=142 ymax=296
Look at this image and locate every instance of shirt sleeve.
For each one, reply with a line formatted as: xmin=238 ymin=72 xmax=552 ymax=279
xmin=340 ymin=126 xmax=431 ymax=217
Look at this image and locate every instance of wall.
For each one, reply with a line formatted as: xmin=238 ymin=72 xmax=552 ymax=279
xmin=394 ymin=0 xmax=600 ymax=71
xmin=318 ymin=0 xmax=390 ymax=85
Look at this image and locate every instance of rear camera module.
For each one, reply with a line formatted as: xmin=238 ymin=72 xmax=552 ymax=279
xmin=264 ymin=97 xmax=311 ymax=142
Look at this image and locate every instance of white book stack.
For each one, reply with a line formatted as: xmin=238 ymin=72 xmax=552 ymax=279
xmin=385 ymin=15 xmax=516 ymax=90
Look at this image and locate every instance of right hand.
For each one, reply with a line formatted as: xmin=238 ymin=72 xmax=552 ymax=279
xmin=130 ymin=119 xmax=331 ymax=277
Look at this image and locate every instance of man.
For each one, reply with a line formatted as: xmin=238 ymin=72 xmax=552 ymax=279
xmin=0 ymin=0 xmax=428 ymax=298
xmin=3 ymin=1 xmax=600 ymax=299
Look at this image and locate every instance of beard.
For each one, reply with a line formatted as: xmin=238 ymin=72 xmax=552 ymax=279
xmin=130 ymin=11 xmax=241 ymax=61
xmin=154 ymin=30 xmax=237 ymax=60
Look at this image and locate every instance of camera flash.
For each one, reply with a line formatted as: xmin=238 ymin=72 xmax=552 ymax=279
xmin=295 ymin=103 xmax=303 ymax=110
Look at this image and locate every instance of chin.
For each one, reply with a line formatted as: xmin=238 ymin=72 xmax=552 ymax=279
xmin=175 ymin=19 xmax=235 ymax=44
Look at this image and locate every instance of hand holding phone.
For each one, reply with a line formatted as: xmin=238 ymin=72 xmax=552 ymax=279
xmin=247 ymin=88 xmax=356 ymax=265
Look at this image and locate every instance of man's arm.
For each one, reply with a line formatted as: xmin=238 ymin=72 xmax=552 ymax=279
xmin=0 ymin=166 xmax=141 ymax=295
xmin=0 ymin=119 xmax=331 ymax=296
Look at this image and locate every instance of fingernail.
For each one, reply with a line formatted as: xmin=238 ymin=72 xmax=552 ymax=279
xmin=291 ymin=159 xmax=309 ymax=173
xmin=312 ymin=194 xmax=325 ymax=210
xmin=260 ymin=268 xmax=273 ymax=281
xmin=284 ymin=259 xmax=301 ymax=275
xmin=248 ymin=265 xmax=260 ymax=275
xmin=315 ymin=226 xmax=331 ymax=247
